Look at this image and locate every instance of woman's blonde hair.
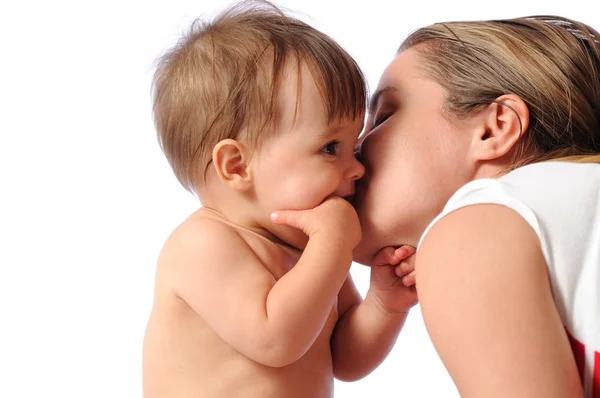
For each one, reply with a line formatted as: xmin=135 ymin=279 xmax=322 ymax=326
xmin=152 ymin=0 xmax=367 ymax=192
xmin=400 ymin=16 xmax=600 ymax=167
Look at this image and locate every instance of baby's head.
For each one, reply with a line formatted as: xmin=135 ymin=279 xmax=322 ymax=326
xmin=152 ymin=0 xmax=367 ymax=221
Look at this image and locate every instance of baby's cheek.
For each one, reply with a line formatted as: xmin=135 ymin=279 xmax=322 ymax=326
xmin=276 ymin=175 xmax=323 ymax=210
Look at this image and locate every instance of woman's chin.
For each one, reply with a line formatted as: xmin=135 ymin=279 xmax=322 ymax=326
xmin=352 ymin=243 xmax=375 ymax=266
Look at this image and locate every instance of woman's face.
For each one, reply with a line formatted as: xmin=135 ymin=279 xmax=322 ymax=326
xmin=353 ymin=48 xmax=478 ymax=264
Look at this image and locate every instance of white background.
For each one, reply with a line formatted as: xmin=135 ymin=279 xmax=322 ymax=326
xmin=1 ymin=0 xmax=596 ymax=397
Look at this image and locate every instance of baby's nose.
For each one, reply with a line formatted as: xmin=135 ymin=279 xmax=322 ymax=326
xmin=347 ymin=157 xmax=365 ymax=181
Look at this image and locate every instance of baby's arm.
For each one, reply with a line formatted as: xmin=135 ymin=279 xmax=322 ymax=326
xmin=166 ymin=197 xmax=359 ymax=368
xmin=331 ymin=247 xmax=417 ymax=381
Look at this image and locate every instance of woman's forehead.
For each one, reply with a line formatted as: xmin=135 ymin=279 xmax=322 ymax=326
xmin=381 ymin=49 xmax=423 ymax=85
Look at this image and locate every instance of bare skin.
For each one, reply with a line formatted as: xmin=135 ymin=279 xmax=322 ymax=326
xmin=143 ymin=205 xmax=415 ymax=398
xmin=143 ymin=61 xmax=418 ymax=398
xmin=417 ymin=205 xmax=583 ymax=398
xmin=354 ymin=47 xmax=583 ymax=396
xmin=143 ymin=209 xmax=338 ymax=398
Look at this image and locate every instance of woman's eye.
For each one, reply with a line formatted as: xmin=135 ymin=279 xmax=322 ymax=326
xmin=354 ymin=149 xmax=363 ymax=163
xmin=321 ymin=141 xmax=339 ymax=156
xmin=373 ymin=113 xmax=391 ymax=128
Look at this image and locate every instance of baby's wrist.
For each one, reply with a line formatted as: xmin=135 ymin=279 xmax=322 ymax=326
xmin=310 ymin=230 xmax=356 ymax=252
xmin=365 ymin=290 xmax=412 ymax=317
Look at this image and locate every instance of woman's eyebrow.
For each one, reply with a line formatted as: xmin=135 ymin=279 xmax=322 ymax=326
xmin=368 ymin=86 xmax=398 ymax=115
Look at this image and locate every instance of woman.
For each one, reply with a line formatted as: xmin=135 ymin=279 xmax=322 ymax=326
xmin=353 ymin=16 xmax=600 ymax=397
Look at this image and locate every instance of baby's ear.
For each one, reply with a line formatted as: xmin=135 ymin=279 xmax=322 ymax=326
xmin=472 ymin=94 xmax=530 ymax=161
xmin=212 ymin=139 xmax=252 ymax=192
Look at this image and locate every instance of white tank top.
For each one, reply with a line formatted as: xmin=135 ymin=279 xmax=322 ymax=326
xmin=418 ymin=161 xmax=600 ymax=397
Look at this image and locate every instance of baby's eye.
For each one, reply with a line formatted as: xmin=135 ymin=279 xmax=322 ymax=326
xmin=321 ymin=141 xmax=339 ymax=156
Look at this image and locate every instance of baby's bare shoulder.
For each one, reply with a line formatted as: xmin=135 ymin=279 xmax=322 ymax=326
xmin=159 ymin=212 xmax=252 ymax=269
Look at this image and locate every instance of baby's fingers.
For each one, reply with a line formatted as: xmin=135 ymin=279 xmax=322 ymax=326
xmin=393 ymin=260 xmax=416 ymax=285
xmin=372 ymin=247 xmax=398 ymax=266
xmin=394 ymin=245 xmax=416 ymax=261
xmin=394 ymin=258 xmax=415 ymax=277
xmin=401 ymin=271 xmax=416 ymax=287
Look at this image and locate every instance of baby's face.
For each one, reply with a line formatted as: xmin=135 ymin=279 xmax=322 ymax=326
xmin=250 ymin=63 xmax=364 ymax=244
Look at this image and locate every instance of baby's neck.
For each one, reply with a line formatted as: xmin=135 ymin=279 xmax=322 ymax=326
xmin=199 ymin=186 xmax=308 ymax=251
xmin=200 ymin=204 xmax=279 ymax=244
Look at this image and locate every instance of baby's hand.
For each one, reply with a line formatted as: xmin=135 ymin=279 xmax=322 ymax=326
xmin=368 ymin=246 xmax=418 ymax=314
xmin=271 ymin=196 xmax=361 ymax=248
xmin=371 ymin=246 xmax=416 ymax=286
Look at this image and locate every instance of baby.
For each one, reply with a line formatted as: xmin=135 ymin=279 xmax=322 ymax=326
xmin=143 ymin=1 xmax=417 ymax=397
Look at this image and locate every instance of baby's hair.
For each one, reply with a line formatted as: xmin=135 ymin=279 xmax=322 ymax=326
xmin=152 ymin=0 xmax=367 ymax=193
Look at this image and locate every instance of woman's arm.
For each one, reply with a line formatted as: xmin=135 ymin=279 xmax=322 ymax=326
xmin=416 ymin=204 xmax=583 ymax=398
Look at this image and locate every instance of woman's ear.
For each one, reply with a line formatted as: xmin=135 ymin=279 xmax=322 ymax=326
xmin=473 ymin=94 xmax=530 ymax=161
xmin=211 ymin=139 xmax=253 ymax=192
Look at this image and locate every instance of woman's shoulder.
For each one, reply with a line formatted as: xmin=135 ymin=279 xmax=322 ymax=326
xmin=451 ymin=160 xmax=600 ymax=199
xmin=503 ymin=159 xmax=600 ymax=184
xmin=414 ymin=190 xmax=584 ymax=398
xmin=417 ymin=176 xmax=541 ymax=251
xmin=419 ymin=160 xmax=600 ymax=249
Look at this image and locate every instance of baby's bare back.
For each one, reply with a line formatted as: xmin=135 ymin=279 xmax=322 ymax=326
xmin=142 ymin=211 xmax=338 ymax=398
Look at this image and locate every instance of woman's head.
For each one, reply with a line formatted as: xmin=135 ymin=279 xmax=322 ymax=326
xmin=353 ymin=16 xmax=600 ymax=264
xmin=401 ymin=16 xmax=600 ymax=160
